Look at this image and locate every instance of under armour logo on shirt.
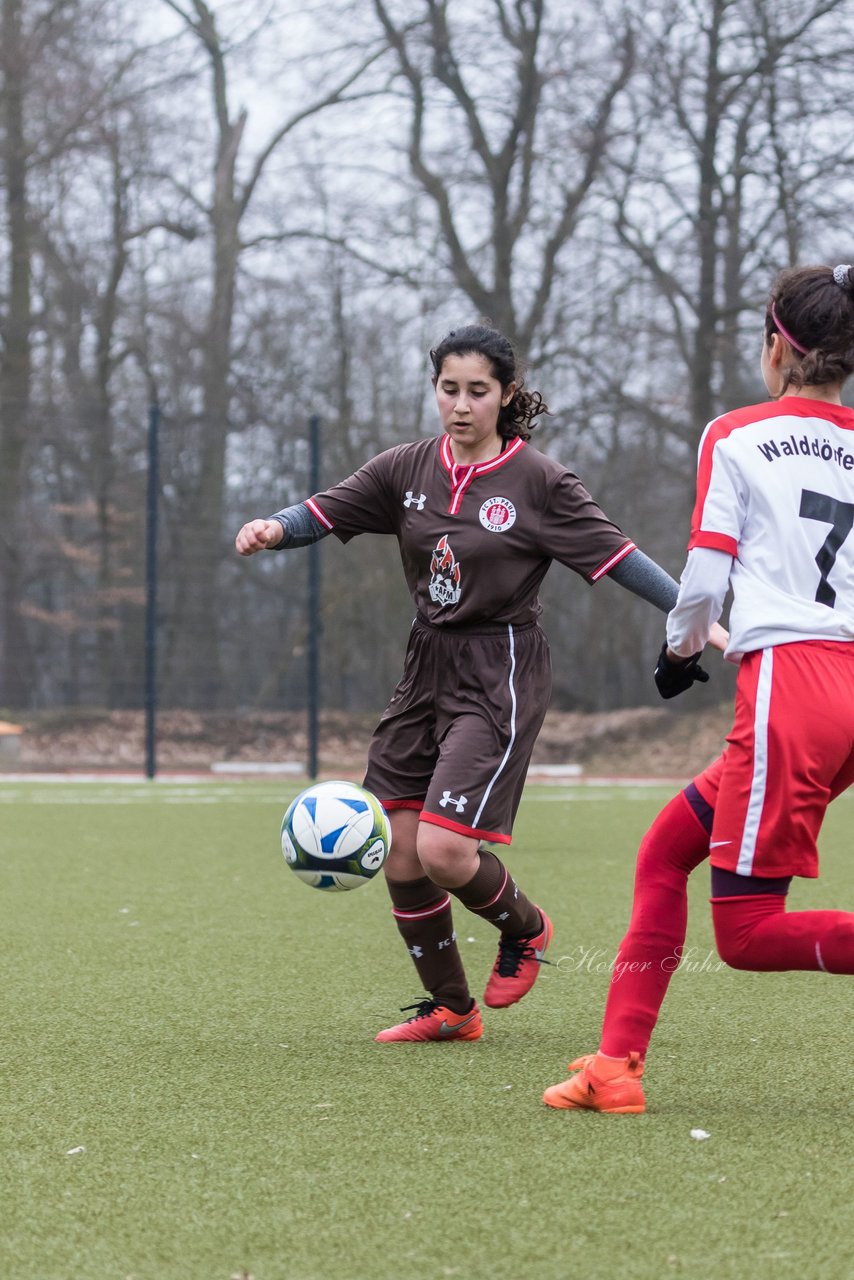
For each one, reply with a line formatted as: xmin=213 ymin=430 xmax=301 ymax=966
xmin=403 ymin=491 xmax=427 ymax=510
xmin=439 ymin=790 xmax=467 ymax=813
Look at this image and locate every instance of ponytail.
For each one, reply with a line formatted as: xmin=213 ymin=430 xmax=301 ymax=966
xmin=766 ymin=264 xmax=854 ymax=393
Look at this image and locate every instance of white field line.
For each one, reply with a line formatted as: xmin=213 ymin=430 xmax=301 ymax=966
xmin=1 ymin=775 xmax=850 ymax=806
xmin=0 ymin=780 xmax=290 ymax=805
xmin=0 ymin=776 xmax=683 ymax=806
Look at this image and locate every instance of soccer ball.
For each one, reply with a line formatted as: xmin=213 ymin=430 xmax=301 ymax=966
xmin=281 ymin=780 xmax=392 ymax=892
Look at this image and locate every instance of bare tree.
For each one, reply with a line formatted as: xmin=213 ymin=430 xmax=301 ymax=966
xmin=158 ymin=0 xmax=384 ymax=705
xmin=6 ymin=0 xmax=854 ymax=720
xmin=612 ymin=0 xmax=854 ymax=440
xmin=370 ymin=0 xmax=635 ymax=352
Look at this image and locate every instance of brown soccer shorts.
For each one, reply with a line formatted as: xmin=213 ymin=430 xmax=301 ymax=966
xmin=363 ymin=615 xmax=552 ymax=844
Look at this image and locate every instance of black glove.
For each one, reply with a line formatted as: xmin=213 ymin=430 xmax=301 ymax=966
xmin=654 ymin=642 xmax=710 ymax=700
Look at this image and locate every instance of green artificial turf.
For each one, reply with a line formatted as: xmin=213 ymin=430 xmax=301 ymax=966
xmin=1 ymin=779 xmax=852 ymax=1280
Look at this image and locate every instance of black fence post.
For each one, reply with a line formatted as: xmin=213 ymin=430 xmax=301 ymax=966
xmin=307 ymin=414 xmax=321 ymax=779
xmin=144 ymin=402 xmax=160 ymax=780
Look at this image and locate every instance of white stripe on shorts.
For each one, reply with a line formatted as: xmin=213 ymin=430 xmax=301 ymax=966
xmin=736 ymin=647 xmax=774 ymax=876
xmin=472 ymin=625 xmax=517 ymax=829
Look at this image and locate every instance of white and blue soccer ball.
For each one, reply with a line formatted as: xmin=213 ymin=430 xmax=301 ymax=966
xmin=281 ymin=780 xmax=392 ymax=892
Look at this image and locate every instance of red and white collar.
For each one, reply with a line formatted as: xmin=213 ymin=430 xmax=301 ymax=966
xmin=439 ymin=434 xmax=525 ymax=515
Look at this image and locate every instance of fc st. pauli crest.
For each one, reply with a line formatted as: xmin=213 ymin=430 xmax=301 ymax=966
xmin=479 ymin=496 xmax=516 ymax=533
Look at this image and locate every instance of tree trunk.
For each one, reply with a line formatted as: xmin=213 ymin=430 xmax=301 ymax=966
xmin=93 ymin=137 xmax=129 ymax=703
xmin=0 ymin=0 xmax=33 ymax=707
xmin=184 ymin=111 xmax=243 ymax=707
xmin=691 ymin=0 xmax=724 ymax=433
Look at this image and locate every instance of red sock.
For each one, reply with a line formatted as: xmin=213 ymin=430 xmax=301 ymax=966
xmin=712 ymin=895 xmax=854 ymax=973
xmin=599 ymin=790 xmax=710 ymax=1058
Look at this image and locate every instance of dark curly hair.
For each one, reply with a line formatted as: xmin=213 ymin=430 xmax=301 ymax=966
xmin=429 ymin=324 xmax=549 ymax=441
xmin=766 ymin=264 xmax=854 ymax=395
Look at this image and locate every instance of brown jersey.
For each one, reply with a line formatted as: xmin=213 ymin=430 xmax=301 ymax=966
xmin=306 ymin=434 xmax=634 ymax=627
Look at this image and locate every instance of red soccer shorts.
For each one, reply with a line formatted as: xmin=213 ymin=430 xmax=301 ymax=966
xmin=709 ymin=639 xmax=854 ymax=879
xmin=693 ymin=752 xmax=725 ymax=809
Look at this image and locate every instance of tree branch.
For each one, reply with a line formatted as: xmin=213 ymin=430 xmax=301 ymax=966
xmin=521 ymin=22 xmax=635 ymax=343
xmin=372 ymin=0 xmax=493 ymax=313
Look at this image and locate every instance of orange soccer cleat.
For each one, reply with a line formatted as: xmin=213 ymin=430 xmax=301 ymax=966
xmin=374 ymin=999 xmax=484 ymax=1043
xmin=484 ymin=909 xmax=553 ymax=1008
xmin=543 ymin=1051 xmax=646 ymax=1114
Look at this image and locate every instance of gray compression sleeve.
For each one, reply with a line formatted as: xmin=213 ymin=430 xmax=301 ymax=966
xmin=268 ymin=503 xmax=331 ymax=549
xmin=607 ymin=548 xmax=679 ymax=613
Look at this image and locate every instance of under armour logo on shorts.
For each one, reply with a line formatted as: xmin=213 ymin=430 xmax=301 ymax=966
xmin=439 ymin=790 xmax=467 ymax=813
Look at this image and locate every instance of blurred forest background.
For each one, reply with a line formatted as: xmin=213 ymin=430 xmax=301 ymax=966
xmin=2 ymin=0 xmax=854 ymax=722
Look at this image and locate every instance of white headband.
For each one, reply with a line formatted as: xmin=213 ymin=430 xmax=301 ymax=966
xmin=832 ymin=263 xmax=852 ymax=287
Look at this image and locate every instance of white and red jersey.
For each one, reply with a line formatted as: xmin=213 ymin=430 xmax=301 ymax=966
xmin=675 ymin=396 xmax=854 ymax=659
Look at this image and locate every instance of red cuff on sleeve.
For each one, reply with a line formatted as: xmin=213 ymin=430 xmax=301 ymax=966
xmin=589 ymin=540 xmax=636 ymax=582
xmin=305 ymin=497 xmax=334 ymax=530
xmin=688 ymin=530 xmax=738 ymax=556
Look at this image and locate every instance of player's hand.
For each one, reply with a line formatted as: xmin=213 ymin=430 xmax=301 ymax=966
xmin=235 ymin=519 xmax=284 ymax=555
xmin=708 ymin=622 xmax=729 ymax=652
xmin=653 ymin=642 xmax=710 ymax=699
